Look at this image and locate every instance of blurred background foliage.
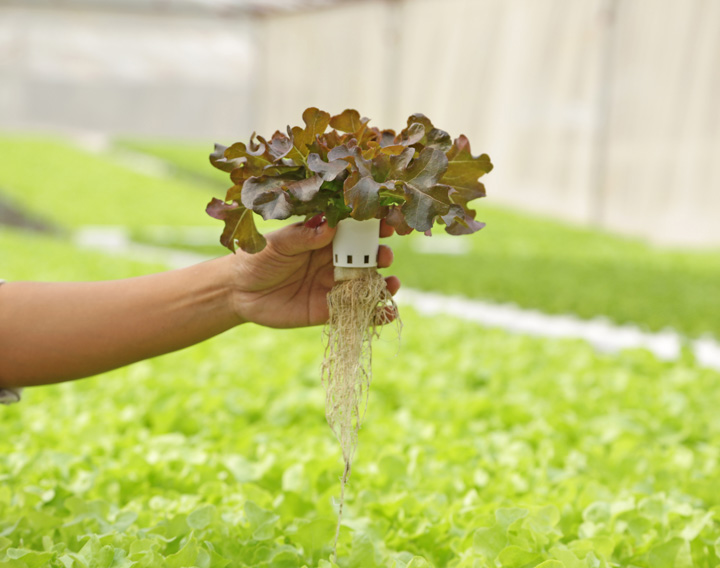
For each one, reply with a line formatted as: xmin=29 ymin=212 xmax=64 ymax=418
xmin=4 ymin=211 xmax=720 ymax=566
xmin=2 ymin=0 xmax=720 ymax=566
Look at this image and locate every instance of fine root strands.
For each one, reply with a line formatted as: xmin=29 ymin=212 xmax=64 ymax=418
xmin=322 ymin=267 xmax=400 ymax=560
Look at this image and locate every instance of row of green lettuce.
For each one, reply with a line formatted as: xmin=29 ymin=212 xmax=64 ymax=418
xmin=0 ymin=136 xmax=218 ymax=230
xmin=2 ymin=226 xmax=720 ymax=567
xmin=1 ymin=134 xmax=719 ymax=340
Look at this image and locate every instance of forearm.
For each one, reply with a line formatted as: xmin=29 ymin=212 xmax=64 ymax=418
xmin=0 ymin=256 xmax=239 ymax=387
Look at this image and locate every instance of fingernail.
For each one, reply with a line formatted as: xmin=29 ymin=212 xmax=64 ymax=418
xmin=304 ymin=214 xmax=325 ymax=229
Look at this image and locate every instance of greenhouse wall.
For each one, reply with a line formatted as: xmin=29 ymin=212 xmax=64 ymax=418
xmin=1 ymin=0 xmax=719 ymax=246
xmin=0 ymin=5 xmax=256 ymax=139
xmin=254 ymin=0 xmax=720 ymax=246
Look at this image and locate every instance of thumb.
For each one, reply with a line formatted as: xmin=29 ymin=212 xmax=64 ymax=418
xmin=267 ymin=219 xmax=336 ymax=256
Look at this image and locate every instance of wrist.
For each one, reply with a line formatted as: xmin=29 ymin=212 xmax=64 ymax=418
xmin=217 ymin=250 xmax=252 ymax=327
xmin=213 ymin=254 xmax=248 ymax=327
xmin=175 ymin=255 xmax=246 ymax=331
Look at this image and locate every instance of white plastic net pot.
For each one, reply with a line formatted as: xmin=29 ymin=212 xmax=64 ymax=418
xmin=332 ymin=218 xmax=380 ymax=268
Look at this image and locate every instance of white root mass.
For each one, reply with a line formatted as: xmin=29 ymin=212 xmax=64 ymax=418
xmin=322 ymin=267 xmax=400 ymax=561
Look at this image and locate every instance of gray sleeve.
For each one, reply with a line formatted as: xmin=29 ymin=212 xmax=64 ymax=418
xmin=0 ymin=279 xmax=23 ymax=405
xmin=0 ymin=388 xmax=22 ymax=404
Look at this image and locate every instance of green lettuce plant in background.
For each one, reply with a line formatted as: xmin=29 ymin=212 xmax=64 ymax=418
xmin=2 ymin=229 xmax=720 ymax=566
xmin=2 ymin=129 xmax=720 ymax=566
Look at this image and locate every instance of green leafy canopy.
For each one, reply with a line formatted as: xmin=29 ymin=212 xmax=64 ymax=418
xmin=207 ymin=108 xmax=493 ymax=253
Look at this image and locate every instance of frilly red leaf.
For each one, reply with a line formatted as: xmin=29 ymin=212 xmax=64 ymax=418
xmin=208 ymin=108 xmax=492 ymax=253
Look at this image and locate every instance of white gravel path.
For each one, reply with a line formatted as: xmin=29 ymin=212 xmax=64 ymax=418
xmin=73 ymin=226 xmax=214 ymax=271
xmin=396 ymin=289 xmax=720 ymax=371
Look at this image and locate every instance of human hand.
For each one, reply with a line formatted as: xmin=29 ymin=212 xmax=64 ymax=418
xmin=225 ymin=217 xmax=400 ymax=328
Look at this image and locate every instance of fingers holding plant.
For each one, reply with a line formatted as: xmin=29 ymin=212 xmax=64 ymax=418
xmin=224 ymin=219 xmax=399 ymax=329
